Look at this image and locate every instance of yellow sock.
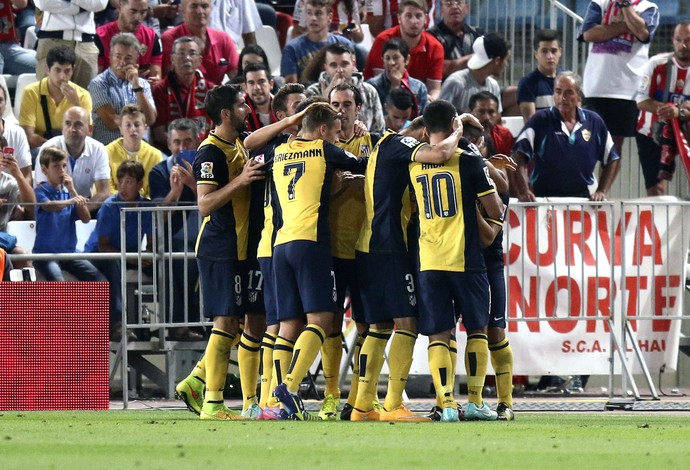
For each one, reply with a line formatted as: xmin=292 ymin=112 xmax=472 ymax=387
xmin=284 ymin=324 xmax=326 ymax=393
xmin=321 ymin=333 xmax=343 ymax=398
xmin=231 ymin=327 xmax=242 ymax=349
xmin=437 ymin=337 xmax=458 ymax=408
xmin=346 ymin=334 xmax=365 ymax=407
xmin=354 ymin=329 xmax=391 ymax=411
xmin=268 ymin=336 xmax=295 ymax=407
xmin=428 ymin=341 xmax=455 ymax=408
xmin=383 ymin=329 xmax=417 ymax=411
xmin=465 ymin=334 xmax=489 ymax=407
xmin=259 ymin=332 xmax=277 ymax=408
xmin=238 ymin=332 xmax=261 ymax=410
xmin=191 ymin=356 xmax=206 ymax=383
xmin=203 ymin=328 xmax=235 ymax=404
xmin=490 ymin=338 xmax=514 ymax=408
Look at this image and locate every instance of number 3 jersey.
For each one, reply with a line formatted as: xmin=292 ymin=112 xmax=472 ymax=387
xmin=268 ymin=137 xmax=365 ymax=247
xmin=409 ymin=147 xmax=496 ymax=272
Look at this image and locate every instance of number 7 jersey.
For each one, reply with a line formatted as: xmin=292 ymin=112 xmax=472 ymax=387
xmin=269 ymin=137 xmax=365 ymax=247
xmin=409 ymin=147 xmax=497 ymax=272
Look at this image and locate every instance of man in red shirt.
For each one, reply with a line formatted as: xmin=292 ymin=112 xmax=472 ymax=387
xmin=152 ymin=36 xmax=215 ymax=151
xmin=161 ymin=0 xmax=239 ymax=86
xmin=363 ymin=0 xmax=444 ymax=100
xmin=96 ymin=0 xmax=163 ymax=83
xmin=469 ymin=91 xmax=514 ymax=157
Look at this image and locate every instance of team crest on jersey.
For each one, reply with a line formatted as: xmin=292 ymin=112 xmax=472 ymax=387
xmin=359 ymin=145 xmax=371 ymax=157
xmin=400 ymin=136 xmax=420 ymax=148
xmin=677 ymin=79 xmax=685 ymax=90
xmin=235 ymin=294 xmax=242 ymax=306
xmin=200 ymin=162 xmax=214 ymax=178
xmin=248 ymin=290 xmax=258 ymax=303
xmin=408 ymin=294 xmax=417 ymax=307
xmin=581 ymin=129 xmax=591 ymax=142
xmin=254 ymin=154 xmax=265 ymax=164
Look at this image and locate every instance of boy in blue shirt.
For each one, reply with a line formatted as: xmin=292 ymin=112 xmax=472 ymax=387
xmin=33 ymin=147 xmax=106 ymax=282
xmin=85 ymin=160 xmax=153 ymax=341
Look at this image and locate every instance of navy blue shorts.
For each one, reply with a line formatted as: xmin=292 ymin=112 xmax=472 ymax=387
xmin=355 ymin=250 xmax=417 ymax=325
xmin=197 ymin=258 xmax=243 ymax=318
xmin=487 ymin=268 xmax=506 ymax=329
xmin=258 ymin=256 xmax=278 ymax=326
xmin=333 ymin=257 xmax=365 ymax=324
xmin=244 ymin=258 xmax=266 ymax=315
xmin=273 ymin=240 xmax=337 ymax=321
xmin=418 ymin=270 xmax=489 ymax=335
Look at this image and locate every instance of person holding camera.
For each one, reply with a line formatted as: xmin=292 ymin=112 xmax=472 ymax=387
xmin=19 ymin=45 xmax=93 ymax=158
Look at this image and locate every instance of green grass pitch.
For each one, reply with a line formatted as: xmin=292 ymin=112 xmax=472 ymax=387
xmin=1 ymin=411 xmax=689 ymax=469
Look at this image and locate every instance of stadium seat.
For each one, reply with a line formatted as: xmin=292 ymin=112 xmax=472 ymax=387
xmin=0 ymin=75 xmax=18 ymax=126
xmin=13 ymin=72 xmax=38 ymax=118
xmin=6 ymin=219 xmax=96 ymax=252
xmin=256 ymin=25 xmax=282 ymax=76
xmin=359 ymin=23 xmax=374 ymax=54
xmin=502 ymin=116 xmax=525 ymax=138
xmin=24 ymin=25 xmax=37 ymax=50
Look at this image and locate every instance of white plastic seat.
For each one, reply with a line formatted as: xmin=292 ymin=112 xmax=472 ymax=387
xmin=24 ymin=25 xmax=37 ymax=50
xmin=501 ymin=116 xmax=525 ymax=138
xmin=256 ymin=25 xmax=282 ymax=77
xmin=13 ymin=73 xmax=38 ymax=118
xmin=0 ymin=75 xmax=18 ymax=126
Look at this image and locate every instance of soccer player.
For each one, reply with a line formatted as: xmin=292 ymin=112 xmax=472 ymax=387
xmin=350 ymin=101 xmax=466 ymax=422
xmin=410 ymin=100 xmax=504 ymax=421
xmin=268 ymin=103 xmax=367 ymax=420
xmin=318 ymin=82 xmax=380 ymax=420
xmin=174 ymin=84 xmax=264 ymax=421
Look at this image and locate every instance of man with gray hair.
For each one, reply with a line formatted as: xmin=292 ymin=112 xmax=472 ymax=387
xmin=88 ymin=32 xmax=157 ymax=144
xmin=152 ymin=36 xmax=215 ymax=151
xmin=35 ymin=106 xmax=111 ymax=212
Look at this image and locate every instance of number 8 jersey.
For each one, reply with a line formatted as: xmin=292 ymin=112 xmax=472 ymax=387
xmin=409 ymin=147 xmax=496 ymax=272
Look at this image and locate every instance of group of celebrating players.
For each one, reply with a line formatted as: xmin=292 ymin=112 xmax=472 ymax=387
xmin=173 ymin=80 xmax=517 ymax=422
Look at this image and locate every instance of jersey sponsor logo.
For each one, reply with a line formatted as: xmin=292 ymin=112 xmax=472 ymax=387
xmin=400 ymin=136 xmax=420 ymax=148
xmin=200 ymin=161 xmax=214 ymax=178
xmin=581 ymin=129 xmax=591 ymax=142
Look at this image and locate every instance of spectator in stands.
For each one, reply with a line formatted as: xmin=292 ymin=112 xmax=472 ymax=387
xmin=96 ymin=0 xmax=164 ymax=84
xmin=210 ymin=0 xmax=263 ymax=46
xmin=363 ymin=0 xmax=444 ymax=100
xmin=35 ymin=107 xmax=111 ymax=212
xmin=106 ymin=105 xmax=163 ymax=198
xmin=635 ymin=22 xmax=690 ymax=196
xmin=469 ymin=91 xmax=514 ymax=157
xmin=0 ymin=246 xmax=11 ymax=280
xmin=161 ymin=0 xmax=240 ymax=86
xmin=0 ymin=86 xmax=32 ymax=184
xmin=384 ymin=87 xmax=416 ymax=131
xmin=578 ymin=0 xmax=659 ymax=158
xmin=427 ymin=0 xmax=479 ymax=79
xmin=291 ymin=0 xmax=368 ymax=68
xmin=510 ymin=72 xmax=620 ymax=202
xmin=238 ymin=44 xmax=282 ymax=93
xmin=84 ymin=160 xmax=153 ymax=341
xmin=439 ymin=33 xmax=510 ymax=113
xmin=0 ymin=142 xmax=35 ymax=268
xmin=19 ymin=45 xmax=93 ymax=154
xmin=280 ymin=0 xmax=355 ymax=84
xmin=152 ymin=36 xmax=215 ymax=151
xmin=242 ymin=63 xmax=278 ymax=132
xmin=306 ymin=42 xmax=385 ymax=133
xmin=0 ymin=0 xmax=37 ymax=75
xmin=144 ymin=0 xmax=180 ymax=34
xmin=367 ymin=37 xmax=428 ymax=118
xmin=89 ymin=33 xmax=157 ymax=145
xmin=517 ymin=29 xmax=563 ymax=123
xmin=148 ymin=118 xmax=202 ymax=341
xmin=34 ymin=0 xmax=105 ymax=89
xmin=32 ymin=146 xmax=106 ymax=282
xmin=366 ymin=0 xmax=434 ymax=38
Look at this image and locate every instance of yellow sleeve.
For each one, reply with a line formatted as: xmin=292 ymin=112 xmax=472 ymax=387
xmin=78 ymin=85 xmax=93 ymax=114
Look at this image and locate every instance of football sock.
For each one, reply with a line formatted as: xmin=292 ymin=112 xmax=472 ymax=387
xmin=465 ymin=334 xmax=490 ymax=407
xmin=269 ymin=336 xmax=295 ymax=407
xmin=284 ymin=324 xmax=326 ymax=393
xmin=258 ymin=332 xmax=277 ymax=408
xmin=346 ymin=333 xmax=365 ymax=407
xmin=428 ymin=340 xmax=455 ymax=408
xmin=490 ymin=337 xmax=514 ymax=408
xmin=191 ymin=356 xmax=206 ymax=383
xmin=321 ymin=333 xmax=343 ymax=398
xmin=354 ymin=328 xmax=391 ymax=411
xmin=238 ymin=332 xmax=261 ymax=410
xmin=383 ymin=329 xmax=417 ymax=411
xmin=203 ymin=328 xmax=235 ymax=404
xmin=437 ymin=337 xmax=458 ymax=408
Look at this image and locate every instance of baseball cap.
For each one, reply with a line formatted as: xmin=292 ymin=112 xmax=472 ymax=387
xmin=467 ymin=34 xmax=509 ymax=70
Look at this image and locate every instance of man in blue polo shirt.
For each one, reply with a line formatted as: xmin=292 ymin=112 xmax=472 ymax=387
xmin=510 ymin=72 xmax=620 ymax=202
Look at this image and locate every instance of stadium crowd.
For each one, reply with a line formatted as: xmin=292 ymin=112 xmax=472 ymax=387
xmin=1 ymin=0 xmax=686 ymax=421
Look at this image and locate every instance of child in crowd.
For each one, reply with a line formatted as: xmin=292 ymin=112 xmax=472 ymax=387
xmin=85 ymin=160 xmax=153 ymax=341
xmin=32 ymin=147 xmax=106 ymax=282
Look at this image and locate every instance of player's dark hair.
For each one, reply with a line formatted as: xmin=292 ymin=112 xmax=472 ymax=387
xmin=273 ymin=83 xmax=306 ymax=114
xmin=387 ymin=87 xmax=415 ymax=111
xmin=205 ymin=84 xmax=243 ymax=125
xmin=382 ymin=38 xmax=410 ymax=60
xmin=329 ymin=82 xmax=362 ymax=107
xmin=295 ymin=95 xmax=329 ymax=114
xmin=406 ymin=116 xmax=425 ymax=132
xmin=423 ymin=100 xmax=457 ymax=134
xmin=302 ymin=102 xmax=340 ymax=132
xmin=116 ymin=160 xmax=145 ymax=183
xmin=468 ymin=91 xmax=499 ymax=110
xmin=534 ymin=29 xmax=560 ymax=50
xmin=47 ymin=45 xmax=77 ymax=68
